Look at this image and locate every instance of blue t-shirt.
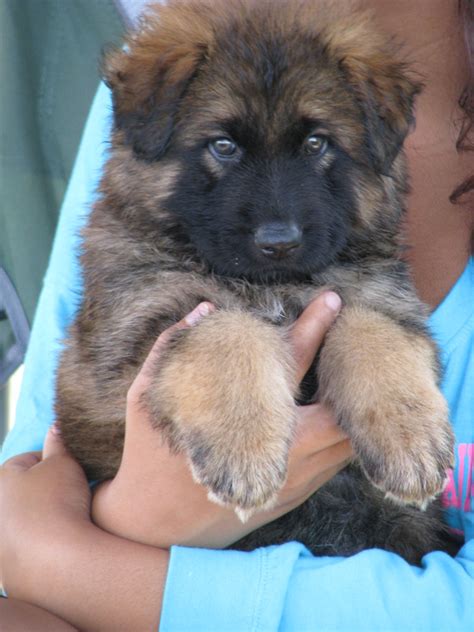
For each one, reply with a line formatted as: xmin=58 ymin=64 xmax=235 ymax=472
xmin=2 ymin=83 xmax=473 ymax=631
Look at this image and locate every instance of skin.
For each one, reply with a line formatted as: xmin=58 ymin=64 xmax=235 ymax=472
xmin=0 ymin=0 xmax=472 ymax=627
xmin=0 ymin=598 xmax=79 ymax=632
xmin=366 ymin=0 xmax=473 ymax=308
xmin=0 ymin=428 xmax=168 ymax=632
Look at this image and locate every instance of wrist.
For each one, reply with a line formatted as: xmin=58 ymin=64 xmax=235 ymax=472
xmin=8 ymin=518 xmax=96 ymax=604
xmin=92 ymin=475 xmax=245 ymax=549
xmin=90 ymin=480 xmax=116 ymax=533
xmin=91 ymin=477 xmax=155 ymax=544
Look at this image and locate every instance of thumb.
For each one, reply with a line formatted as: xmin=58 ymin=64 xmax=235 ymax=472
xmin=2 ymin=451 xmax=42 ymax=471
xmin=291 ymin=291 xmax=342 ymax=383
xmin=42 ymin=422 xmax=69 ymax=460
xmin=129 ymin=301 xmax=215 ymax=402
xmin=141 ymin=302 xmax=215 ymax=379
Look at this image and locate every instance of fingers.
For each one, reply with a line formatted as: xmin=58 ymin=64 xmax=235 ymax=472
xmin=2 ymin=452 xmax=42 ymax=472
xmin=291 ymin=291 xmax=341 ymax=383
xmin=295 ymin=403 xmax=349 ymax=450
xmin=129 ymin=302 xmax=216 ymax=400
xmin=307 ymin=439 xmax=353 ymax=471
xmin=2 ymin=423 xmax=70 ymax=472
xmin=283 ymin=459 xmax=351 ymax=511
xmin=143 ymin=302 xmax=215 ymax=376
xmin=42 ymin=423 xmax=69 ymax=460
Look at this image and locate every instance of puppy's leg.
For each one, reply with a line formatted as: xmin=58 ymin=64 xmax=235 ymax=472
xmin=318 ymin=306 xmax=454 ymax=506
xmin=146 ymin=310 xmax=297 ymax=517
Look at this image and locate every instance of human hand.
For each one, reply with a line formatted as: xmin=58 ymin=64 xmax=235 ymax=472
xmin=92 ymin=292 xmax=353 ymax=549
xmin=0 ymin=425 xmax=169 ymax=631
xmin=0 ymin=425 xmax=91 ymax=599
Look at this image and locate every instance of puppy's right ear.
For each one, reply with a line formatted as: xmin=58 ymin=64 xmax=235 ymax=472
xmin=103 ymin=3 xmax=211 ymax=161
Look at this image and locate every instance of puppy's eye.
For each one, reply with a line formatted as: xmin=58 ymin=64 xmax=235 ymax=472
xmin=304 ymin=135 xmax=328 ymax=156
xmin=209 ymin=138 xmax=239 ymax=160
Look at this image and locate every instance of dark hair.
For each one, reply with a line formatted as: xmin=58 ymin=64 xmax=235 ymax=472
xmin=451 ymin=0 xmax=474 ymax=204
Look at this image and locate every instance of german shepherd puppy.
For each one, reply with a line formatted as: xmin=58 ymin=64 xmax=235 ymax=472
xmin=57 ymin=0 xmax=455 ymax=563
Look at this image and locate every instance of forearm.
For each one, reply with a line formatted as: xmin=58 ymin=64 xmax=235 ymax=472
xmin=12 ymin=520 xmax=169 ymax=632
xmin=0 ymin=598 xmax=79 ymax=632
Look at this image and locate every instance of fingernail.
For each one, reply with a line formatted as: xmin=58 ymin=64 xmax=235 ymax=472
xmin=185 ymin=302 xmax=213 ymax=326
xmin=324 ymin=292 xmax=342 ymax=313
xmin=50 ymin=421 xmax=61 ymax=435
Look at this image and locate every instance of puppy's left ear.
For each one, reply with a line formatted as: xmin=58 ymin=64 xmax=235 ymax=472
xmin=324 ymin=15 xmax=422 ymax=174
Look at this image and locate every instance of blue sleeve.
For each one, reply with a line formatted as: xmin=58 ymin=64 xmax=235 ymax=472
xmin=0 ymin=82 xmax=112 ymax=463
xmin=162 ymin=540 xmax=474 ymax=632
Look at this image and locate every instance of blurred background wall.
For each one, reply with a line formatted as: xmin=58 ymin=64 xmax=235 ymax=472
xmin=1 ymin=0 xmax=124 ymax=440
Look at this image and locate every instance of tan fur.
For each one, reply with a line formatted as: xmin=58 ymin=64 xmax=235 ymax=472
xmin=103 ymin=146 xmax=182 ymax=210
xmin=318 ymin=307 xmax=453 ymax=504
xmin=147 ymin=311 xmax=297 ymax=510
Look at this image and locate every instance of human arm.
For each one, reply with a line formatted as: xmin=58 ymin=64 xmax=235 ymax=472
xmin=0 ymin=598 xmax=79 ymax=632
xmin=0 ymin=427 xmax=169 ymax=632
xmin=3 ymin=282 xmax=474 ymax=632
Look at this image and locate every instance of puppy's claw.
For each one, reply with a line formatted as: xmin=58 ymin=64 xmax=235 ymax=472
xmin=359 ymin=404 xmax=454 ymax=509
xmin=234 ymin=506 xmax=255 ymax=523
xmin=186 ymin=429 xmax=289 ymax=521
xmin=383 ymin=490 xmax=433 ymax=511
xmin=207 ymin=489 xmax=228 ymax=508
xmin=234 ymin=495 xmax=279 ymax=523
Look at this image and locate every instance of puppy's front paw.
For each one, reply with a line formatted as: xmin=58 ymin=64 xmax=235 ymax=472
xmin=184 ymin=420 xmax=291 ymax=520
xmin=148 ymin=310 xmax=298 ymax=519
xmin=356 ymin=386 xmax=454 ymax=507
xmin=318 ymin=306 xmax=455 ymax=509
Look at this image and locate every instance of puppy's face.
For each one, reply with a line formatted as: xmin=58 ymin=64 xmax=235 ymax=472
xmin=104 ymin=1 xmax=420 ymax=281
xmin=164 ymin=46 xmax=365 ymax=281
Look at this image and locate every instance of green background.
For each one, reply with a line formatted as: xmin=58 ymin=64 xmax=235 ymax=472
xmin=1 ymin=0 xmax=124 ymax=435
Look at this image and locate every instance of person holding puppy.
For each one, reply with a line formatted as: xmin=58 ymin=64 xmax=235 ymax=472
xmin=1 ymin=0 xmax=473 ymax=629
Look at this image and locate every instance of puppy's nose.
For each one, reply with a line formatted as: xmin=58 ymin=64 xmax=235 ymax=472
xmin=254 ymin=222 xmax=302 ymax=259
